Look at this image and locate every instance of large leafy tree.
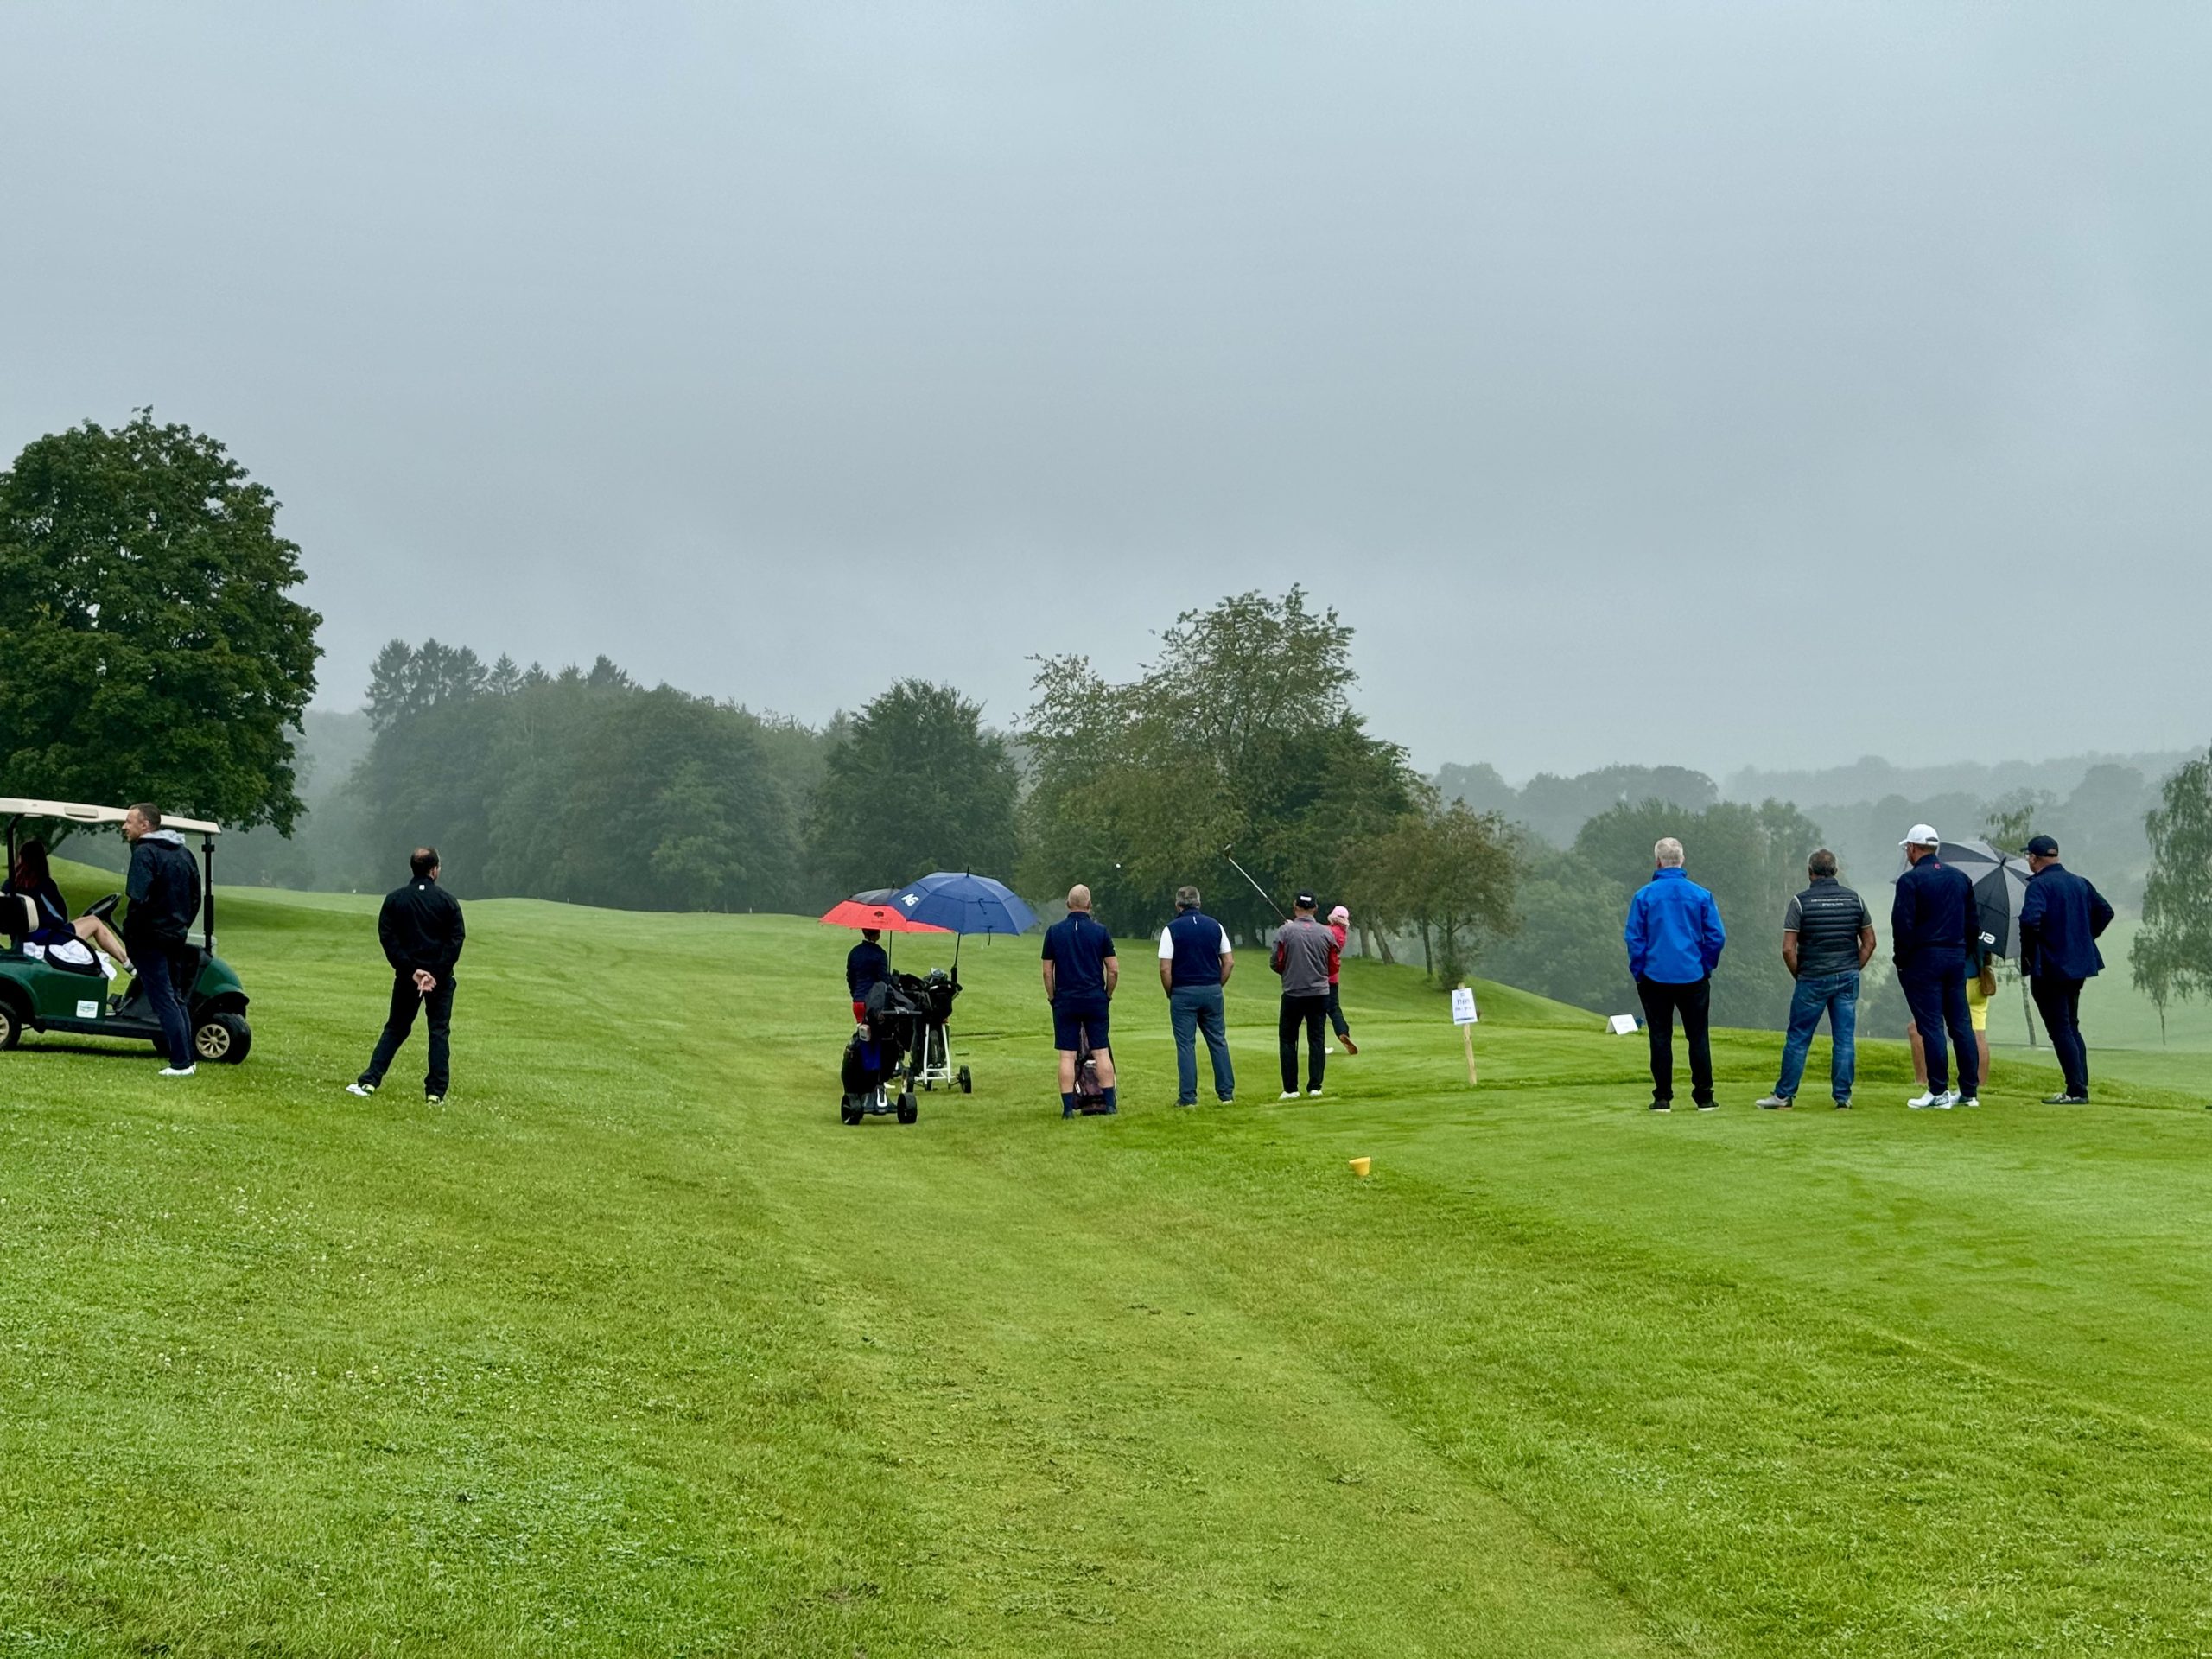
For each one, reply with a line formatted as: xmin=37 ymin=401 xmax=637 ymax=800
xmin=1352 ymin=798 xmax=1520 ymax=988
xmin=0 ymin=412 xmax=322 ymax=833
xmin=1020 ymin=588 xmax=1419 ymax=935
xmin=805 ymin=680 xmax=1020 ymax=898
xmin=2133 ymin=750 xmax=2212 ymax=1043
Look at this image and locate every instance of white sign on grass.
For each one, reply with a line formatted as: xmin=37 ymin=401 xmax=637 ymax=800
xmin=1450 ymin=986 xmax=1478 ymax=1026
xmin=1607 ymin=1014 xmax=1638 ymax=1036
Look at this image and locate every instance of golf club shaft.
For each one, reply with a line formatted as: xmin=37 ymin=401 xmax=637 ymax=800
xmin=1222 ymin=848 xmax=1287 ymax=919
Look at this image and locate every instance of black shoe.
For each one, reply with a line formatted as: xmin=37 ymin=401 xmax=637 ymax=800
xmin=2041 ymin=1092 xmax=2089 ymax=1105
xmin=1694 ymin=1100 xmax=1718 ymax=1113
xmin=1649 ymin=1101 xmax=1672 ymax=1112
xmin=1174 ymin=1099 xmax=1198 ymax=1109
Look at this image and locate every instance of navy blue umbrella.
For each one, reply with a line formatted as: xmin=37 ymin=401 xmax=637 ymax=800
xmin=887 ymin=872 xmax=1039 ymax=943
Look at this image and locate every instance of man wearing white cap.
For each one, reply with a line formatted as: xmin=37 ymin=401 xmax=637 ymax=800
xmin=1892 ymin=824 xmax=1980 ymax=1109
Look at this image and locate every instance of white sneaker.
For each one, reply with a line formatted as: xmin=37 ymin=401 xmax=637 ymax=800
xmin=1279 ymin=1090 xmax=1300 ymax=1101
xmin=1907 ymin=1090 xmax=1941 ymax=1109
xmin=346 ymin=1083 xmax=376 ymax=1097
xmin=158 ymin=1065 xmax=196 ymax=1078
xmin=1307 ymin=1088 xmax=1324 ymax=1097
xmin=1957 ymin=1096 xmax=1980 ymax=1109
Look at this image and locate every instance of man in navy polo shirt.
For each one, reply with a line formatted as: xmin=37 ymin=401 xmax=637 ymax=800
xmin=2018 ymin=833 xmax=2114 ymax=1104
xmin=1042 ymin=884 xmax=1118 ymax=1117
xmin=1158 ymin=885 xmax=1235 ymax=1107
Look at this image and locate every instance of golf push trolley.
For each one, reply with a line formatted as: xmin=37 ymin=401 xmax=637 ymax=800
xmin=840 ymin=969 xmax=965 ymax=1125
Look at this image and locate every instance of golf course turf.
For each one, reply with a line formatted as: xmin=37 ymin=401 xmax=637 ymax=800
xmin=3 ymin=870 xmax=2211 ymax=1656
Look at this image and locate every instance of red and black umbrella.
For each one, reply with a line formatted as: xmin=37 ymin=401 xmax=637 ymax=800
xmin=818 ymin=888 xmax=950 ymax=935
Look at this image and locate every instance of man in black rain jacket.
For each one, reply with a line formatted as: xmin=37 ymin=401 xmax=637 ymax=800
xmin=347 ymin=847 xmax=467 ymax=1103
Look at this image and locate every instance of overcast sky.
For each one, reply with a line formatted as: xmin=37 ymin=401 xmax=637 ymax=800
xmin=3 ymin=3 xmax=2206 ymax=779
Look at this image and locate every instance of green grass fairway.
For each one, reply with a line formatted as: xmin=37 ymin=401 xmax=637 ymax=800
xmin=6 ymin=869 xmax=2212 ymax=1656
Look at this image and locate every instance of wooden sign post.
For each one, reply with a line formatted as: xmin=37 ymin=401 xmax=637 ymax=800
xmin=1450 ymin=985 xmax=1478 ymax=1086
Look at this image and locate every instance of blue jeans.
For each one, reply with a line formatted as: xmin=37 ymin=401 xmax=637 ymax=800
xmin=1169 ymin=983 xmax=1234 ymax=1103
xmin=1774 ymin=970 xmax=1859 ymax=1102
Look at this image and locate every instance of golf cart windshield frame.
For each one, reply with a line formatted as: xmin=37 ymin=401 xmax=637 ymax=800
xmin=0 ymin=798 xmax=223 ymax=951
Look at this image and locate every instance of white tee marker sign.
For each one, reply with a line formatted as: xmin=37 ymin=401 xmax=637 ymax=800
xmin=1450 ymin=986 xmax=1478 ymax=1085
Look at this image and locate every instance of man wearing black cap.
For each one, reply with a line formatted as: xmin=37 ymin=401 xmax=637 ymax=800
xmin=1270 ymin=891 xmax=1339 ymax=1100
xmin=2018 ymin=834 xmax=2114 ymax=1104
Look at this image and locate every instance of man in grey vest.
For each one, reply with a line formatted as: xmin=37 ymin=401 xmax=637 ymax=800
xmin=1157 ymin=885 xmax=1236 ymax=1107
xmin=1757 ymin=849 xmax=1876 ymax=1109
xmin=1270 ymin=890 xmax=1339 ymax=1100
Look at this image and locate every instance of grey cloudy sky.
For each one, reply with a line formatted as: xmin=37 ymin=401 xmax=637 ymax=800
xmin=4 ymin=3 xmax=2206 ymax=779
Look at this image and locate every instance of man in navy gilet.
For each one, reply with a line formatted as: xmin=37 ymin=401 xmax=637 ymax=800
xmin=1157 ymin=885 xmax=1236 ymax=1107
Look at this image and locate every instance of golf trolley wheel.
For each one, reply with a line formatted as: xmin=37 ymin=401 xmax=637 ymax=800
xmin=957 ymin=1065 xmax=972 ymax=1094
xmin=193 ymin=1012 xmax=251 ymax=1065
xmin=896 ymin=1090 xmax=918 ymax=1125
xmin=0 ymin=1001 xmax=20 ymax=1051
xmin=840 ymin=1097 xmax=864 ymax=1126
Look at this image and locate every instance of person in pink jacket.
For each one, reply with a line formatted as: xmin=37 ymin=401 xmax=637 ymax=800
xmin=1325 ymin=904 xmax=1359 ymax=1055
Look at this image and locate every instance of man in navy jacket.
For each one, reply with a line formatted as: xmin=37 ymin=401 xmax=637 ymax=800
xmin=1891 ymin=824 xmax=1980 ymax=1109
xmin=2017 ymin=834 xmax=2114 ymax=1103
xmin=1623 ymin=836 xmax=1726 ymax=1111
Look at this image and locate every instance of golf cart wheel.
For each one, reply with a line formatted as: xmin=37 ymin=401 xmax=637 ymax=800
xmin=896 ymin=1091 xmax=918 ymax=1125
xmin=957 ymin=1065 xmax=972 ymax=1094
xmin=0 ymin=1001 xmax=20 ymax=1051
xmin=194 ymin=1012 xmax=251 ymax=1065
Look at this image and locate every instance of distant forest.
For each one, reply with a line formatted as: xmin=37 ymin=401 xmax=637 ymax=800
xmin=68 ymin=627 xmax=2187 ymax=1037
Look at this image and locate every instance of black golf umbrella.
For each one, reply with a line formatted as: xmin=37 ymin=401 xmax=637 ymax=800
xmin=1937 ymin=838 xmax=2031 ymax=961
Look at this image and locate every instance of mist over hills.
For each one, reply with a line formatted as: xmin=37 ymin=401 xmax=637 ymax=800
xmin=1436 ymin=749 xmax=2192 ymax=905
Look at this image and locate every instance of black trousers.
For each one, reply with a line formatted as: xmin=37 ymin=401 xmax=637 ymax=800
xmin=359 ymin=971 xmax=455 ymax=1096
xmin=1326 ymin=983 xmax=1351 ymax=1039
xmin=1280 ymin=994 xmax=1329 ymax=1093
xmin=2031 ymin=974 xmax=2089 ymax=1096
xmin=1636 ymin=976 xmax=1713 ymax=1105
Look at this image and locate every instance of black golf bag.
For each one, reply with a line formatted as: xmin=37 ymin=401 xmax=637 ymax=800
xmin=842 ymin=976 xmax=925 ymax=1124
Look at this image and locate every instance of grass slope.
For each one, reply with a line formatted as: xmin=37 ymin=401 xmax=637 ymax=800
xmin=3 ymin=868 xmax=2211 ymax=1656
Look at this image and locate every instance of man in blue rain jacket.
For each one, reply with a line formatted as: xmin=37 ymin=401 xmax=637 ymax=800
xmin=1624 ymin=836 xmax=1726 ymax=1112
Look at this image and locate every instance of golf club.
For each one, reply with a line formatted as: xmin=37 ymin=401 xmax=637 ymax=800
xmin=1222 ymin=847 xmax=1287 ymax=920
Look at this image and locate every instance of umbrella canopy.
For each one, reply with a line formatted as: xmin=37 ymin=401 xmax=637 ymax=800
xmin=819 ymin=889 xmax=951 ymax=934
xmin=1936 ymin=838 xmax=2031 ymax=961
xmin=886 ymin=871 xmax=1038 ymax=938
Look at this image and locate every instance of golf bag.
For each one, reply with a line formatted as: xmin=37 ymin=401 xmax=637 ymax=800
xmin=842 ymin=977 xmax=925 ymax=1124
xmin=1072 ymin=1020 xmax=1111 ymax=1115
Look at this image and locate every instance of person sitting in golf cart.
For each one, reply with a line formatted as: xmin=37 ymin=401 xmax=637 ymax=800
xmin=3 ymin=837 xmax=132 ymax=972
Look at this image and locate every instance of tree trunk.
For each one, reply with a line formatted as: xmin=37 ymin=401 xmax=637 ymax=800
xmin=1420 ymin=921 xmax=1433 ymax=980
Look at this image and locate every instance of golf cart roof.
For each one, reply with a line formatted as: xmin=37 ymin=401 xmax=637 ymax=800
xmin=0 ymin=798 xmax=222 ymax=836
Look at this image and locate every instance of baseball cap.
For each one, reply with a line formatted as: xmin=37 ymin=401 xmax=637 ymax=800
xmin=1327 ymin=904 xmax=1350 ymax=925
xmin=1294 ymin=890 xmax=1318 ymax=909
xmin=1899 ymin=823 xmax=1941 ymax=848
xmin=2024 ymin=834 xmax=2061 ymax=857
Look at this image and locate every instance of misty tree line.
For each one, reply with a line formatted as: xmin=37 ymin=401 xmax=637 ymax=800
xmin=14 ymin=411 xmax=2212 ymax=1035
xmin=253 ymin=596 xmax=2212 ymax=1039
